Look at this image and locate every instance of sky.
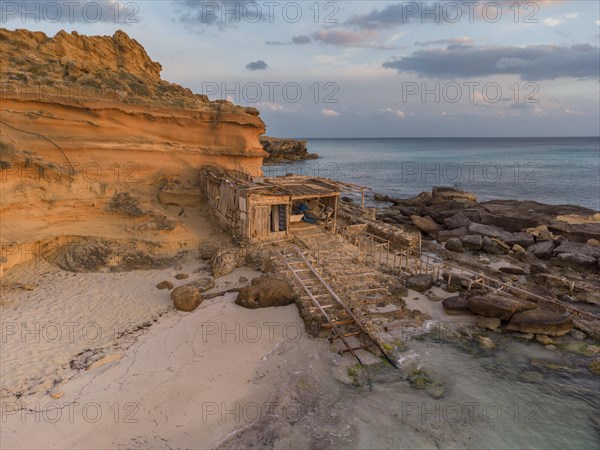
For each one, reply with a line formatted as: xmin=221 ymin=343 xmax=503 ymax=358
xmin=2 ymin=0 xmax=600 ymax=138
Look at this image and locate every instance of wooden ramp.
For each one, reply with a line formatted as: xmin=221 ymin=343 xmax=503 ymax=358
xmin=278 ymin=245 xmax=398 ymax=370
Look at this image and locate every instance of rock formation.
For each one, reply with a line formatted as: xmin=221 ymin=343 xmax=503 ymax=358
xmin=260 ymin=136 xmax=318 ymax=163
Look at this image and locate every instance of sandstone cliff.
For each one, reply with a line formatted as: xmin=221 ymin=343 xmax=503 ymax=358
xmin=1 ymin=29 xmax=267 ymax=272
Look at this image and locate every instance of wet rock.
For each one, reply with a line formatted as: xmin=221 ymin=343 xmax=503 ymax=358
xmin=507 ymin=309 xmax=572 ymax=336
xmin=551 ymin=253 xmax=597 ymax=273
xmin=528 ymin=241 xmax=556 ymax=260
xmin=188 ymin=277 xmax=216 ymax=292
xmin=410 ymin=215 xmax=442 ymax=235
xmin=460 ymin=235 xmax=482 ymax=250
xmin=529 ymin=263 xmax=549 ymax=274
xmin=476 ymin=316 xmax=501 ymax=331
xmin=211 ymin=249 xmax=239 ymax=278
xmin=156 ymin=280 xmax=174 ymax=290
xmin=499 ymin=266 xmax=526 ymax=275
xmin=467 ymin=294 xmax=536 ymax=320
xmin=444 ymin=238 xmax=464 ymax=253
xmin=235 ymin=276 xmax=295 ymax=309
xmin=590 ymin=360 xmax=600 ymax=375
xmin=442 ymin=295 xmax=471 ymax=315
xmin=515 ymin=333 xmax=535 ymax=341
xmin=518 ymin=371 xmax=544 ymax=383
xmin=535 ymin=334 xmax=554 ymax=345
xmin=426 ymin=292 xmax=445 ymax=302
xmin=468 ymin=222 xmax=513 ymax=242
xmin=406 ymin=274 xmax=433 ymax=292
xmin=437 ymin=227 xmax=469 ymax=242
xmin=239 ymin=276 xmax=249 ymax=283
xmin=476 ymin=335 xmax=496 ymax=350
xmin=175 ymin=273 xmax=189 ymax=280
xmin=171 ymin=285 xmax=203 ymax=312
xmin=444 ymin=213 xmax=471 ymax=230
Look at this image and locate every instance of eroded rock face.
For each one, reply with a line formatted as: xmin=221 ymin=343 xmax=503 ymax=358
xmin=529 ymin=241 xmax=556 ymax=260
xmin=467 ymin=294 xmax=536 ymax=320
xmin=171 ymin=285 xmax=203 ymax=312
xmin=431 ymin=187 xmax=477 ymax=204
xmin=261 ymin=136 xmax=318 ymax=162
xmin=235 ymin=276 xmax=295 ymax=309
xmin=507 ymin=309 xmax=573 ymax=336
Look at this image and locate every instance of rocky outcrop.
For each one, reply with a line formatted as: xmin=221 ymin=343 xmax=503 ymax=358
xmin=507 ymin=309 xmax=573 ymax=336
xmin=260 ymin=136 xmax=318 ymax=163
xmin=406 ymin=274 xmax=433 ymax=292
xmin=171 ymin=285 xmax=203 ymax=312
xmin=442 ymin=295 xmax=471 ymax=315
xmin=235 ymin=276 xmax=295 ymax=309
xmin=467 ymin=294 xmax=536 ymax=320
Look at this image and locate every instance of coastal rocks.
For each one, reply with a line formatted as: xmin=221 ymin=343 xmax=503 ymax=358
xmin=260 ymin=136 xmax=318 ymax=163
xmin=482 ymin=236 xmax=503 ymax=255
xmin=188 ymin=277 xmax=216 ymax=292
xmin=460 ymin=235 xmax=483 ymax=251
xmin=437 ymin=227 xmax=469 ymax=242
xmin=235 ymin=276 xmax=295 ymax=309
xmin=476 ymin=335 xmax=496 ymax=350
xmin=444 ymin=213 xmax=471 ymax=229
xmin=506 ymin=309 xmax=573 ymax=336
xmin=175 ymin=273 xmax=189 ymax=280
xmin=529 ymin=241 xmax=556 ymax=260
xmin=442 ymin=295 xmax=471 ymax=315
xmin=551 ymin=253 xmax=598 ymax=273
xmin=405 ymin=274 xmax=433 ymax=292
xmin=499 ymin=266 xmax=526 ymax=276
xmin=171 ymin=285 xmax=203 ymax=312
xmin=476 ymin=316 xmax=501 ymax=331
xmin=431 ymin=187 xmax=477 ymax=204
xmin=553 ymin=241 xmax=600 ymax=259
xmin=587 ymin=239 xmax=600 ymax=247
xmin=156 ymin=280 xmax=174 ymax=290
xmin=467 ymin=294 xmax=536 ymax=320
xmin=506 ymin=232 xmax=535 ymax=248
xmin=527 ymin=225 xmax=554 ymax=241
xmin=444 ymin=238 xmax=464 ymax=253
xmin=468 ymin=222 xmax=513 ymax=242
xmin=410 ymin=215 xmax=441 ymax=235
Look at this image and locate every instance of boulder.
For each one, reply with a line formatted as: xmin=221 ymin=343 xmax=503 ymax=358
xmin=476 ymin=316 xmax=501 ymax=331
xmin=528 ymin=241 xmax=555 ymax=260
xmin=188 ymin=277 xmax=216 ymax=292
xmin=506 ymin=309 xmax=573 ymax=336
xmin=468 ymin=222 xmax=513 ymax=242
xmin=444 ymin=238 xmax=464 ymax=253
xmin=211 ymin=249 xmax=239 ymax=278
xmin=156 ymin=280 xmax=174 ymax=290
xmin=444 ymin=213 xmax=471 ymax=230
xmin=175 ymin=273 xmax=189 ymax=280
xmin=171 ymin=285 xmax=203 ymax=312
xmin=437 ymin=227 xmax=469 ymax=242
xmin=529 ymin=263 xmax=549 ymax=274
xmin=442 ymin=295 xmax=471 ymax=315
xmin=390 ymin=284 xmax=409 ymax=297
xmin=431 ymin=187 xmax=477 ymax=204
xmin=587 ymin=239 xmax=600 ymax=247
xmin=551 ymin=253 xmax=598 ymax=273
xmin=460 ymin=235 xmax=483 ymax=250
xmin=506 ymin=232 xmax=535 ymax=248
xmin=410 ymin=215 xmax=442 ymax=235
xmin=235 ymin=276 xmax=295 ymax=309
xmin=499 ymin=266 xmax=526 ymax=275
xmin=481 ymin=236 xmax=503 ymax=255
xmin=553 ymin=241 xmax=600 ymax=259
xmin=527 ymin=225 xmax=554 ymax=241
xmin=467 ymin=294 xmax=536 ymax=320
xmin=406 ymin=274 xmax=433 ymax=292
xmin=479 ymin=212 xmax=537 ymax=232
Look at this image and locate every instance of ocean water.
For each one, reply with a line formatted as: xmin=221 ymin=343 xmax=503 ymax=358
xmin=263 ymin=137 xmax=600 ymax=210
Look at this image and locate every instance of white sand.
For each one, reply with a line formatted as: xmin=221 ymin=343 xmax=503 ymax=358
xmin=1 ymin=259 xmax=307 ymax=449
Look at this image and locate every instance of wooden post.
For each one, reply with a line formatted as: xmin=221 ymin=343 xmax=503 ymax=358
xmin=361 ymin=189 xmax=365 ymax=209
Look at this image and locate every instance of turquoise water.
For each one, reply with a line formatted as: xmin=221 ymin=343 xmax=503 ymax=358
xmin=263 ymin=137 xmax=600 ymax=210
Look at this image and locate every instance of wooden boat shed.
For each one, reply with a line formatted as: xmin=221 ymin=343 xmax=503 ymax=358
xmin=200 ymin=166 xmax=368 ymax=242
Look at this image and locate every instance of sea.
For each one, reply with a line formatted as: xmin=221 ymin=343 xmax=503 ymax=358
xmin=263 ymin=137 xmax=600 ymax=211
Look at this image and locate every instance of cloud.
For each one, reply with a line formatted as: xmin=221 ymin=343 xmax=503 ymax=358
xmin=312 ymin=29 xmax=398 ymax=49
xmin=595 ymin=20 xmax=600 ymax=26
xmin=321 ymin=108 xmax=340 ymax=117
xmin=245 ymin=60 xmax=269 ymax=71
xmin=178 ymin=0 xmax=268 ymax=27
xmin=383 ymin=44 xmax=600 ymax=80
xmin=415 ymin=37 xmax=472 ymax=47
xmin=543 ymin=12 xmax=579 ymax=27
xmin=266 ymin=35 xmax=311 ymax=46
xmin=381 ymin=107 xmax=406 ymax=118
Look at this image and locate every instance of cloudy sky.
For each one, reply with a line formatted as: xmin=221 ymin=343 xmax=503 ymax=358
xmin=3 ymin=0 xmax=600 ymax=137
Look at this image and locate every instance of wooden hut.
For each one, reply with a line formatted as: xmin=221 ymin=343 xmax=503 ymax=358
xmin=200 ymin=166 xmax=368 ymax=242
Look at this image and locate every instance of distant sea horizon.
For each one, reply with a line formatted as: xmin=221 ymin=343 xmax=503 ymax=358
xmin=264 ymin=136 xmax=600 ymax=211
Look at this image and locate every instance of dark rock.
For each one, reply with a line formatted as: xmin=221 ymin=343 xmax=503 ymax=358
xmin=499 ymin=266 xmax=526 ymax=275
xmin=528 ymin=241 xmax=556 ymax=260
xmin=530 ymin=263 xmax=549 ymax=274
xmin=476 ymin=316 xmax=501 ymax=331
xmin=481 ymin=236 xmax=503 ymax=255
xmin=442 ymin=295 xmax=471 ymax=315
xmin=460 ymin=235 xmax=483 ymax=250
xmin=431 ymin=187 xmax=477 ymax=204
xmin=444 ymin=238 xmax=464 ymax=253
xmin=341 ymin=196 xmax=354 ymax=203
xmin=506 ymin=232 xmax=535 ymax=248
xmin=156 ymin=280 xmax=174 ymax=290
xmin=175 ymin=273 xmax=189 ymax=280
xmin=406 ymin=274 xmax=433 ymax=292
xmin=468 ymin=222 xmax=513 ymax=242
xmin=467 ymin=294 xmax=537 ymax=320
xmin=390 ymin=284 xmax=409 ymax=297
xmin=171 ymin=285 xmax=203 ymax=312
xmin=507 ymin=309 xmax=573 ymax=336
xmin=479 ymin=212 xmax=537 ymax=232
xmin=444 ymin=213 xmax=471 ymax=230
xmin=235 ymin=276 xmax=295 ymax=309
xmin=551 ymin=253 xmax=598 ymax=273
xmin=554 ymin=241 xmax=600 ymax=259
xmin=437 ymin=227 xmax=469 ymax=242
